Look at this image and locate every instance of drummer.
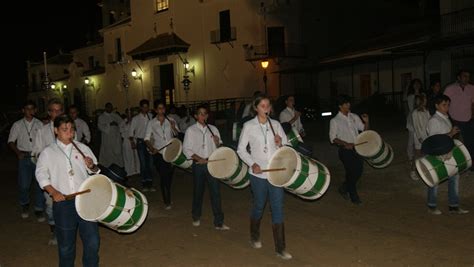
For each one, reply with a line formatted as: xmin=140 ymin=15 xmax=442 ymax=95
xmin=183 ymin=104 xmax=229 ymax=230
xmin=425 ymin=95 xmax=469 ymax=215
xmin=279 ymin=95 xmax=305 ymax=138
xmin=329 ymin=94 xmax=369 ymax=205
xmin=35 ymin=114 xmax=100 ymax=266
xmin=237 ymin=95 xmax=292 ymax=260
xmin=144 ymin=100 xmax=179 ymax=210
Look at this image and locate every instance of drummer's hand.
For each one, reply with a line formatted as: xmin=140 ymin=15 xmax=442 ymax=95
xmin=252 ymin=163 xmax=262 ymax=174
xmin=299 ymin=130 xmax=306 ymax=138
xmin=344 ymin=142 xmax=355 ymax=150
xmin=294 ymin=111 xmax=301 ymax=119
xmin=449 ymin=126 xmax=460 ymax=137
xmin=84 ymin=157 xmax=94 ymax=169
xmin=361 ymin=114 xmax=369 ymax=123
xmin=51 ymin=190 xmax=66 ymax=202
xmin=197 ymin=157 xmax=208 ymax=164
xmin=274 ymin=134 xmax=282 ymax=147
xmin=16 ymin=151 xmax=25 ymax=160
xmin=212 ymin=136 xmax=220 ymax=146
xmin=130 ymin=141 xmax=137 ymax=149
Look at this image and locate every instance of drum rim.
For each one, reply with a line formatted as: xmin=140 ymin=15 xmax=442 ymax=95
xmin=76 ymin=174 xmax=116 ymax=221
xmin=355 ymin=130 xmax=383 ymax=157
xmin=268 ymin=146 xmax=300 ymax=187
xmin=208 ymin=146 xmax=239 ymax=179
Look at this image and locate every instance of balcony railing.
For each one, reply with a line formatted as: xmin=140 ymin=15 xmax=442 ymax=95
xmin=210 ymin=27 xmax=237 ymax=44
xmin=440 ymin=7 xmax=474 ymax=36
xmin=244 ymin=43 xmax=307 ymax=61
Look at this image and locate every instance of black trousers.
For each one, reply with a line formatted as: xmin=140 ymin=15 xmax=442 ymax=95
xmin=338 ymin=148 xmax=364 ymax=201
xmin=153 ymin=153 xmax=175 ymax=205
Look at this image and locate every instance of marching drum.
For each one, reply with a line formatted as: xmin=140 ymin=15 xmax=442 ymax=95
xmin=75 ymin=174 xmax=148 ymax=233
xmin=207 ymin=147 xmax=250 ymax=189
xmin=416 ymin=139 xmax=472 ymax=187
xmin=162 ymin=138 xmax=192 ymax=169
xmin=355 ymin=130 xmax=394 ymax=168
xmin=267 ymin=146 xmax=330 ymax=200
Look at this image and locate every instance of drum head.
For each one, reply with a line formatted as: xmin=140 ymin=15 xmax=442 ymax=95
xmin=76 ymin=175 xmax=113 ymax=221
xmin=268 ymin=147 xmax=297 ymax=186
xmin=163 ymin=138 xmax=182 ymax=162
xmin=355 ymin=130 xmax=382 ymax=157
xmin=208 ymin=147 xmax=239 ymax=179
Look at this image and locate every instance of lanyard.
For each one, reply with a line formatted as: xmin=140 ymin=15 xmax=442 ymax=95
xmin=56 ymin=141 xmax=74 ymax=176
xmin=259 ymin=122 xmax=268 ymax=152
xmin=23 ymin=119 xmax=34 ymax=142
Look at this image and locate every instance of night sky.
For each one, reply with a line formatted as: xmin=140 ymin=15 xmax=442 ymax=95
xmin=3 ymin=0 xmax=100 ymax=108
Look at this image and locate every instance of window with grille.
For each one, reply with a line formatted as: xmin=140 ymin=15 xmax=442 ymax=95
xmin=156 ymin=0 xmax=169 ymax=12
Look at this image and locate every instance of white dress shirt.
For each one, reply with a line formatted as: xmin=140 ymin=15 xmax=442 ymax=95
xmin=33 ymin=121 xmax=56 ymax=156
xmin=412 ymin=109 xmax=430 ymax=149
xmin=145 ymin=117 xmax=179 ymax=153
xmin=178 ymin=116 xmax=196 ymax=133
xmin=279 ymin=107 xmax=304 ymax=133
xmin=35 ymin=140 xmax=99 ymax=195
xmin=74 ymin=118 xmax=91 ymax=143
xmin=8 ymin=117 xmax=42 ymax=152
xmin=237 ymin=117 xmax=288 ymax=179
xmin=329 ymin=111 xmax=365 ymax=144
xmin=183 ymin=122 xmax=222 ymax=159
xmin=427 ymin=111 xmax=452 ymax=137
xmin=129 ymin=112 xmax=153 ymax=139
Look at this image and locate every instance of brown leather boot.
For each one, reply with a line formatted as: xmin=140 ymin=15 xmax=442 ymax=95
xmin=250 ymin=218 xmax=262 ymax=248
xmin=272 ymin=223 xmax=292 ymax=260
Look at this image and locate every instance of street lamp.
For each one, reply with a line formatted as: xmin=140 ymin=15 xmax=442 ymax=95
xmin=50 ymin=83 xmax=56 ymax=89
xmin=84 ymin=77 xmax=91 ymax=85
xmin=183 ymin=59 xmax=195 ymax=75
xmin=62 ymin=84 xmax=67 ymax=89
xmin=131 ymin=68 xmax=142 ymax=80
xmin=261 ymin=60 xmax=269 ymax=95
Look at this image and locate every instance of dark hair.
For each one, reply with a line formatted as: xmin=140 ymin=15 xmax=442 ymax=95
xmin=253 ymin=95 xmax=270 ymax=111
xmin=434 ymin=94 xmax=451 ymax=106
xmin=457 ymin=69 xmax=469 ymax=77
xmin=284 ymin=95 xmax=295 ymax=102
xmin=153 ymin=99 xmax=165 ymax=108
xmin=407 ymin=79 xmax=423 ymax=95
xmin=336 ymin=94 xmax=351 ymax=106
xmin=194 ymin=104 xmax=208 ymax=115
xmin=48 ymin=98 xmax=63 ymax=108
xmin=23 ymin=100 xmax=36 ymax=108
xmin=105 ymin=102 xmax=113 ymax=108
xmin=139 ymin=99 xmax=149 ymax=107
xmin=414 ymin=94 xmax=427 ymax=111
xmin=68 ymin=104 xmax=78 ymax=111
xmin=54 ymin=114 xmax=75 ymax=128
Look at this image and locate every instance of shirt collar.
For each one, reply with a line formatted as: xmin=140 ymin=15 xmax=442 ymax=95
xmin=57 ymin=139 xmax=72 ymax=149
xmin=435 ymin=111 xmax=449 ymax=120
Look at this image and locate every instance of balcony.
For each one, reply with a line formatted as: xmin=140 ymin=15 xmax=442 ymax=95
xmin=440 ymin=7 xmax=474 ymax=36
xmin=210 ymin=27 xmax=237 ymax=45
xmin=243 ymin=43 xmax=307 ymax=62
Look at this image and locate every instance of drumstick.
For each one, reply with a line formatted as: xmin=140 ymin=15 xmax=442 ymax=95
xmin=157 ymin=141 xmax=173 ymax=152
xmin=261 ymin=168 xmax=286 ymax=173
xmin=165 ymin=115 xmax=178 ymax=136
xmin=64 ymin=189 xmax=91 ymax=200
xmin=205 ymin=121 xmax=215 ymax=137
xmin=71 ymin=140 xmax=86 ymax=158
xmin=207 ymin=158 xmax=226 ymax=163
xmin=354 ymin=141 xmax=368 ymax=146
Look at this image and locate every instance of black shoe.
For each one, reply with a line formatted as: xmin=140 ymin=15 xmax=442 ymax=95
xmin=34 ymin=210 xmax=46 ymax=222
xmin=338 ymin=186 xmax=349 ymax=200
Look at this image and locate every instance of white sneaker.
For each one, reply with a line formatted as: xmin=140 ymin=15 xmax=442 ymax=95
xmin=428 ymin=207 xmax=442 ymax=215
xmin=410 ymin=171 xmax=419 ymax=181
xmin=277 ymin=250 xmax=292 ymax=260
xmin=192 ymin=220 xmax=200 ymax=227
xmin=215 ymin=224 xmax=230 ymax=231
xmin=21 ymin=212 xmax=29 ymax=219
xmin=250 ymin=240 xmax=262 ymax=249
xmin=48 ymin=233 xmax=57 ymax=246
xmin=449 ymin=207 xmax=469 ymax=215
xmin=165 ymin=205 xmax=172 ymax=210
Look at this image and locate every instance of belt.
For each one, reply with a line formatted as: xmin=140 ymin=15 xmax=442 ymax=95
xmin=19 ymin=151 xmax=33 ymax=157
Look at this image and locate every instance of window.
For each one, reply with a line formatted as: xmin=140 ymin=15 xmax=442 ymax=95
xmin=155 ymin=0 xmax=169 ymax=12
xmin=219 ymin=10 xmax=231 ymax=41
xmin=115 ymin=38 xmax=122 ymax=62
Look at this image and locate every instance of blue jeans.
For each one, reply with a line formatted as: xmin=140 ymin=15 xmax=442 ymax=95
xmin=18 ymin=157 xmax=45 ymax=210
xmin=192 ymin=163 xmax=224 ymax=226
xmin=53 ymin=200 xmax=100 ymax=267
xmin=427 ymin=174 xmax=459 ymax=208
xmin=250 ymin=175 xmax=284 ymax=224
xmin=136 ymin=139 xmax=153 ymax=186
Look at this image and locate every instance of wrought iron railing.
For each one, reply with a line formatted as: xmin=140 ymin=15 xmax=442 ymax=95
xmin=440 ymin=7 xmax=474 ymax=36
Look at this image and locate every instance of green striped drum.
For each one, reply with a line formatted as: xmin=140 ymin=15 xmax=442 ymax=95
xmin=355 ymin=130 xmax=394 ymax=168
xmin=207 ymin=147 xmax=249 ymax=189
xmin=267 ymin=146 xmax=331 ymax=200
xmin=162 ymin=138 xmax=192 ymax=169
xmin=416 ymin=139 xmax=472 ymax=187
xmin=75 ymin=174 xmax=148 ymax=233
xmin=232 ymin=122 xmax=242 ymax=142
xmin=287 ymin=128 xmax=303 ymax=148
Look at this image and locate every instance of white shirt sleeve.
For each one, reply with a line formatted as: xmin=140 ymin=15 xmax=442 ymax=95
xmin=35 ymin=148 xmax=51 ymax=189
xmin=144 ymin=120 xmax=153 ymax=141
xmin=276 ymin=121 xmax=288 ymax=145
xmin=7 ymin=122 xmax=19 ymax=144
xmin=427 ymin=118 xmax=442 ymax=136
xmin=237 ymin=123 xmax=255 ymax=167
xmin=329 ymin=118 xmax=337 ymax=143
xmin=354 ymin=114 xmax=365 ymax=132
xmin=279 ymin=110 xmax=291 ymax=123
xmin=183 ymin=127 xmax=194 ymax=159
xmin=83 ymin=121 xmax=91 ymax=143
xmin=97 ymin=114 xmax=110 ymax=134
xmin=32 ymin=128 xmax=44 ymax=155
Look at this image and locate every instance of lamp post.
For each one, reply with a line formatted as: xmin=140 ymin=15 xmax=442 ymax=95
xmin=131 ymin=68 xmax=144 ymax=98
xmin=261 ymin=60 xmax=269 ymax=95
